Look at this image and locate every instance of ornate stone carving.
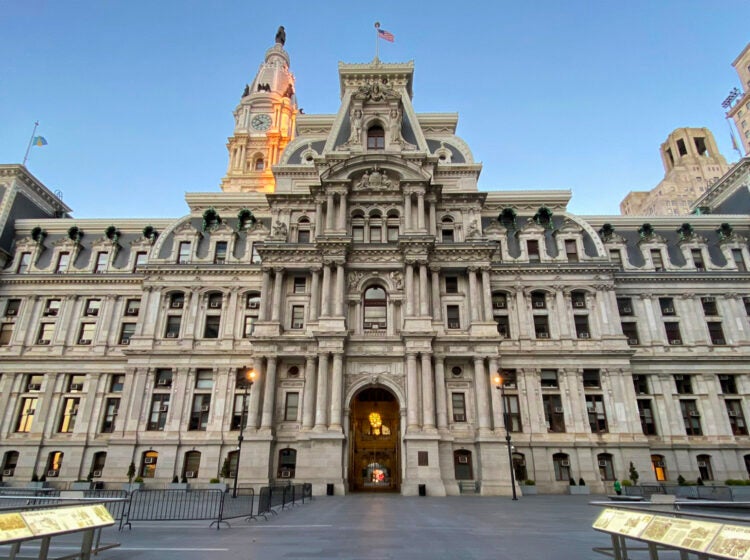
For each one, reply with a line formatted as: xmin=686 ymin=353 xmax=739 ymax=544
xmin=353 ymin=166 xmax=398 ymax=191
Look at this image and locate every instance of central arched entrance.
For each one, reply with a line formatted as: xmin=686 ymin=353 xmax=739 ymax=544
xmin=348 ymin=386 xmax=401 ymax=492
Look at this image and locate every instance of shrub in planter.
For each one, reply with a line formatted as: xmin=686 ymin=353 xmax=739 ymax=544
xmin=134 ymin=476 xmax=144 ymax=484
xmin=127 ymin=462 xmax=136 ymax=484
xmin=629 ymin=462 xmax=639 ymax=486
xmin=210 ymin=478 xmax=221 ymax=484
xmin=621 ymin=479 xmax=633 ymax=487
xmin=569 ymin=477 xmax=577 ymax=486
xmin=578 ymin=478 xmax=586 ymax=486
xmin=523 ymin=479 xmax=535 ymax=486
xmin=172 ymin=475 xmax=179 ymax=484
xmin=677 ymin=475 xmax=687 ymax=486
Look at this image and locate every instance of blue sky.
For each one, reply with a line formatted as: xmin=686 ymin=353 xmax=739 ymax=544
xmin=1 ymin=1 xmax=748 ymax=218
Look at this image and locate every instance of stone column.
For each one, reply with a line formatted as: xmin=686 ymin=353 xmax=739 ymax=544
xmin=309 ymin=267 xmax=320 ymax=321
xmin=271 ymin=268 xmax=284 ymax=322
xmin=473 ymin=357 xmax=492 ymax=431
xmin=301 ymin=355 xmax=317 ymax=429
xmin=335 ymin=263 xmax=345 ymax=316
xmin=406 ymin=353 xmax=419 ymax=430
xmin=468 ymin=267 xmax=479 ymax=324
xmin=488 ymin=357 xmax=501 ymax=430
xmin=417 ymin=192 xmax=425 ymax=230
xmin=315 ymin=200 xmax=323 ymax=235
xmin=326 ymin=192 xmax=335 ymax=232
xmin=247 ymin=358 xmax=265 ymax=429
xmin=405 ymin=263 xmax=414 ymax=316
xmin=337 ymin=192 xmax=347 ymax=230
xmin=404 ymin=192 xmax=412 ymax=230
xmin=321 ymin=263 xmax=331 ymax=317
xmin=428 ymin=199 xmax=437 ymax=236
xmin=421 ymin=353 xmax=435 ymax=429
xmin=314 ymin=353 xmax=329 ymax=429
xmin=481 ymin=268 xmax=493 ymax=322
xmin=260 ymin=357 xmax=278 ymax=429
xmin=434 ymin=356 xmax=448 ymax=430
xmin=430 ymin=266 xmax=442 ymax=321
xmin=329 ymin=353 xmax=344 ymax=429
xmin=259 ymin=269 xmax=271 ymax=321
xmin=419 ymin=262 xmax=429 ymax=316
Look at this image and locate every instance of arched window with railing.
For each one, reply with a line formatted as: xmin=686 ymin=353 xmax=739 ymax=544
xmin=363 ymin=285 xmax=387 ymax=331
xmin=367 ymin=126 xmax=385 ymax=150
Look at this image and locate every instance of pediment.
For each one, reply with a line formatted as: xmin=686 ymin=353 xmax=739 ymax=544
xmin=320 ymin=154 xmax=430 ymax=185
xmin=517 ymin=218 xmax=547 ymax=236
xmin=553 ymin=218 xmax=583 ymax=236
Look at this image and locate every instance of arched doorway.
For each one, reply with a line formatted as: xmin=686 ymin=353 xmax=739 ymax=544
xmin=349 ymin=386 xmax=401 ymax=492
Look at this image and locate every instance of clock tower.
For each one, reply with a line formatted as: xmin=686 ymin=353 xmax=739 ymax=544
xmin=221 ymin=28 xmax=298 ymax=193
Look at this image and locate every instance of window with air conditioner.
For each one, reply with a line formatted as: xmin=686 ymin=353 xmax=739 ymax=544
xmin=446 ymin=305 xmax=460 ymax=329
xmin=451 ymin=393 xmax=466 ymax=423
xmin=290 ymin=305 xmax=305 ymax=330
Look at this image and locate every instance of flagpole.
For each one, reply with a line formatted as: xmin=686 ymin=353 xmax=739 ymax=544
xmin=374 ymin=22 xmax=380 ymax=61
xmin=22 ymin=121 xmax=39 ymax=166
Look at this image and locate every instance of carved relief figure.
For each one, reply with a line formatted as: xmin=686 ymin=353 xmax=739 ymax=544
xmin=389 ymin=107 xmax=402 ymax=143
xmin=272 ymin=221 xmax=288 ymax=238
xmin=351 ymin=109 xmax=362 ymax=141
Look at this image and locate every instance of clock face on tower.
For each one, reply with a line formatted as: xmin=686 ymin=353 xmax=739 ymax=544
xmin=251 ymin=114 xmax=272 ymax=131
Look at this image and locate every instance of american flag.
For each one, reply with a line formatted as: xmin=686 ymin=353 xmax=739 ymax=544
xmin=377 ymin=28 xmax=395 ymax=42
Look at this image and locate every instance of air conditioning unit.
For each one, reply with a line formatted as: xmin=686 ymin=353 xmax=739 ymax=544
xmin=622 ymin=307 xmax=632 ymax=314
xmin=70 ymin=383 xmax=83 ymax=391
xmin=538 ymin=332 xmax=549 ymax=339
xmin=121 ymin=339 xmax=130 ymax=345
xmin=200 ymin=405 xmax=209 ymax=412
xmin=2 ymin=469 xmax=13 ymax=476
xmin=78 ymin=339 xmax=91 ymax=345
xmin=598 ymin=460 xmax=608 ymax=467
xmin=554 ymin=407 xmax=564 ymax=414
xmin=457 ymin=455 xmax=469 ymax=464
xmin=494 ymin=301 xmax=506 ymax=309
xmin=125 ymin=309 xmax=138 ymax=316
xmin=560 ymin=460 xmax=571 ymax=467
xmin=28 ymin=384 xmax=41 ymax=391
xmin=689 ymin=411 xmax=700 ymax=417
xmin=454 ymin=413 xmax=466 ymax=422
xmin=160 ymin=405 xmax=169 ymax=412
xmin=675 ymin=375 xmax=684 ymax=380
xmin=663 ymin=307 xmax=675 ymax=314
xmin=573 ymin=301 xmax=585 ymax=308
xmin=38 ymin=339 xmax=50 ymax=345
xmin=157 ymin=378 xmax=170 ymax=386
xmin=44 ymin=309 xmax=58 ymax=316
xmin=448 ymin=321 xmax=460 ymax=329
xmin=209 ymin=301 xmax=222 ymax=308
xmin=719 ymin=375 xmax=730 ymax=380
xmin=655 ymin=461 xmax=665 ymax=468
xmin=498 ymin=329 xmax=508 ymax=337
xmin=628 ymin=338 xmax=639 ymax=345
xmin=291 ymin=322 xmax=303 ymax=329
xmin=515 ymin=459 xmax=526 ymax=466
xmin=185 ymin=471 xmax=196 ymax=478
xmin=166 ymin=332 xmax=178 ymax=338
xmin=533 ymin=301 xmax=545 ymax=308
xmin=578 ymin=332 xmax=590 ymax=339
xmin=84 ymin=310 xmax=98 ymax=316
xmin=144 ymin=457 xmax=155 ymax=464
xmin=47 ymin=470 xmax=59 ymax=477
xmin=280 ymin=470 xmax=291 ymax=478
xmin=698 ymin=461 xmax=707 ymax=468
xmin=171 ymin=301 xmax=183 ymax=309
xmin=713 ymin=339 xmax=726 ymax=345
xmin=92 ymin=470 xmax=102 ymax=478
xmin=633 ymin=375 xmax=640 ymax=381
xmin=248 ymin=301 xmax=260 ymax=309
xmin=6 ymin=309 xmax=17 ymax=316
xmin=229 ymin=470 xmax=237 ymax=478
xmin=729 ymin=411 xmax=738 ymax=417
xmin=702 ymin=297 xmax=715 ymax=303
xmin=669 ymin=339 xmax=682 ymax=345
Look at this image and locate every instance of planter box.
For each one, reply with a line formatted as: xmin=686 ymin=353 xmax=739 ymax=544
xmin=122 ymin=483 xmax=143 ymax=492
xmin=520 ymin=485 xmax=537 ymax=496
xmin=568 ymin=486 xmax=590 ymax=495
xmin=70 ymin=482 xmax=94 ymax=490
xmin=168 ymin=483 xmax=189 ymax=490
xmin=208 ymin=483 xmax=228 ymax=492
xmin=26 ymin=482 xmax=49 ymax=489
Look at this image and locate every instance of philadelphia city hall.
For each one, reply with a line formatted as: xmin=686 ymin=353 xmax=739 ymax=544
xmin=1 ymin=29 xmax=750 ymax=496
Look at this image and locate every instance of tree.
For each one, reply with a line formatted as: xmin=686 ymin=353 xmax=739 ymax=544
xmin=220 ymin=457 xmax=231 ymax=479
xmin=629 ymin=462 xmax=639 ymax=485
xmin=127 ymin=462 xmax=136 ymax=483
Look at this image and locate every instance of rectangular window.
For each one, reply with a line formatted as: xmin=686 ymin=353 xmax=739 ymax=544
xmin=691 ymin=249 xmax=705 ymax=271
xmin=586 ymin=395 xmax=608 ymax=433
xmin=565 ymin=239 xmax=578 ymax=262
xmin=674 ymin=375 xmax=693 ymax=394
xmin=659 ymin=297 xmax=676 ymax=315
xmin=15 ymin=397 xmax=37 ymax=432
xmin=214 ymin=241 xmax=227 ymax=264
xmin=231 ymin=394 xmax=247 ymax=430
xmin=251 ymin=243 xmax=262 ymax=264
xmin=26 ymin=374 xmax=43 ymax=392
xmin=534 ymin=315 xmax=549 ymax=338
xmin=124 ymin=298 xmax=140 ymax=316
xmin=44 ymin=299 xmax=61 ymax=317
xmin=119 ymin=322 xmax=135 ymax=344
xmin=178 ymin=242 xmax=191 ymax=264
xmin=78 ymin=323 xmax=95 ymax=344
xmin=100 ymin=398 xmax=120 ymax=433
xmin=418 ymin=451 xmax=429 ymax=466
xmin=134 ymin=251 xmax=148 ymax=271
xmin=609 ymin=249 xmax=622 ymax=267
xmin=701 ymin=297 xmax=718 ymax=316
xmin=165 ymin=316 xmax=181 ymax=338
xmin=527 ymin=240 xmax=540 ymax=262
xmin=633 ymin=375 xmax=649 ymax=395
xmin=617 ymin=298 xmax=633 ymax=316
xmin=445 ymin=276 xmax=458 ymax=294
xmin=726 ymin=400 xmax=748 ymax=436
xmin=574 ymin=315 xmax=590 ymax=339
xmin=441 ymin=229 xmax=454 ymax=243
xmin=387 ymin=226 xmax=399 ymax=241
xmin=17 ymin=252 xmax=31 ymax=274
xmin=352 ymin=226 xmax=364 ymax=242
xmin=732 ymin=249 xmax=746 ymax=271
xmin=720 ymin=375 xmax=737 ymax=394
xmin=622 ymin=322 xmax=640 ymax=345
xmin=37 ymin=323 xmax=55 ymax=344
xmin=56 ymin=252 xmax=70 ymax=273
xmin=84 ymin=299 xmax=101 ymax=316
xmin=664 ymin=322 xmax=682 ymax=345
xmin=293 ymin=277 xmax=306 ymax=294
xmin=496 ymin=315 xmax=510 ymax=337
xmin=155 ymin=368 xmax=173 ymax=388
xmin=188 ymin=394 xmax=211 ymax=431
xmin=542 ymin=394 xmax=565 ymax=432
xmin=195 ymin=369 xmax=214 ymax=389
xmin=203 ymin=315 xmax=221 ymax=338
xmin=110 ymin=374 xmax=125 ymax=392
xmin=680 ymin=400 xmax=702 ymax=436
xmin=582 ymin=369 xmax=600 ymax=388
xmin=67 ymin=374 xmax=85 ymax=392
xmin=284 ymin=392 xmax=299 ymax=421
xmin=451 ymin=393 xmax=466 ymax=422
xmin=94 ymin=252 xmax=108 ymax=273
xmin=58 ymin=397 xmax=80 ymax=433
xmin=707 ymin=322 xmax=725 ymax=345
xmin=298 ymin=230 xmax=310 ymax=243
xmin=0 ymin=323 xmax=14 ymax=345
xmin=291 ymin=305 xmax=304 ymax=329
xmin=446 ymin=306 xmax=460 ymax=329
xmin=540 ymin=369 xmax=559 ymax=389
xmin=677 ymin=138 xmax=687 ymax=156
xmin=637 ymin=399 xmax=657 ymax=435
xmin=370 ymin=226 xmax=382 ymax=243
xmin=651 ymin=249 xmax=664 ymax=272
xmin=5 ymin=299 xmax=21 ymax=317
xmin=148 ymin=394 xmax=170 ymax=431
xmin=504 ymin=394 xmax=522 ymax=432
xmin=243 ymin=315 xmax=255 ymax=338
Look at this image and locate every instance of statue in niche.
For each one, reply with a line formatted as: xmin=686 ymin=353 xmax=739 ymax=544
xmin=466 ymin=221 xmax=481 ymax=239
xmin=350 ymin=108 xmax=362 ymax=143
xmin=272 ymin=221 xmax=288 ymax=238
xmin=389 ymin=107 xmax=403 ymax=143
xmin=275 ymin=26 xmax=286 ymax=46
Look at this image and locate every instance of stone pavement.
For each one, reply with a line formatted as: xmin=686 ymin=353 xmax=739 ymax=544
xmin=3 ymin=494 xmax=617 ymax=559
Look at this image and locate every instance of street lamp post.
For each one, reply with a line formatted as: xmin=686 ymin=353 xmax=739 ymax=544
xmin=233 ymin=367 xmax=256 ymax=498
xmin=494 ymin=371 xmax=518 ymax=501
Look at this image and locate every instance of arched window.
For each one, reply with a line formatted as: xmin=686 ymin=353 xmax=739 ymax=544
xmin=297 ymin=217 xmax=311 ymax=243
xmin=351 ymin=211 xmax=365 ymax=242
xmin=454 ymin=450 xmax=473 ymax=480
xmin=2 ymin=450 xmax=19 ymax=477
xmin=226 ymin=450 xmax=238 ymax=478
xmin=91 ymin=452 xmax=107 ymax=478
xmin=183 ymin=450 xmax=201 ymax=479
xmin=254 ymin=157 xmax=264 ymax=171
xmin=278 ymin=448 xmax=297 ymax=479
xmin=697 ymin=454 xmax=713 ymax=481
xmin=512 ymin=452 xmax=528 ymax=482
xmin=441 ymin=216 xmax=455 ymax=243
xmin=571 ymin=291 xmax=587 ymax=309
xmin=598 ymin=453 xmax=615 ymax=480
xmin=46 ymin=451 xmax=64 ymax=478
xmin=367 ymin=126 xmax=385 ymax=150
xmin=141 ymin=450 xmax=158 ymax=478
xmin=363 ymin=286 xmax=387 ymax=330
xmin=651 ymin=454 xmax=667 ymax=481
xmin=386 ymin=210 xmax=400 ymax=242
xmin=369 ymin=211 xmax=383 ymax=243
xmin=553 ymin=453 xmax=571 ymax=481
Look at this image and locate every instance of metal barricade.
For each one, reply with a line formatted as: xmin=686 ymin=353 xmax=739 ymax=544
xmin=120 ymin=489 xmax=225 ymax=530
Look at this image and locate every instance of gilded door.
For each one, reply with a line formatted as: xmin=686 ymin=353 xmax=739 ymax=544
xmin=349 ymin=387 xmax=400 ymax=492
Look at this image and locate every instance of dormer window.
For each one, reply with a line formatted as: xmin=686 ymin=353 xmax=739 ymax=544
xmin=367 ymin=126 xmax=385 ymax=150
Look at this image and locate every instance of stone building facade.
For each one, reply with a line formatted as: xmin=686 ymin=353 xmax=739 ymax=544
xmin=1 ymin=37 xmax=750 ymax=496
xmin=726 ymin=43 xmax=750 ymax=157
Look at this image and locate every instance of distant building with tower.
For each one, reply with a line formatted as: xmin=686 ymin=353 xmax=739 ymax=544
xmin=726 ymin=43 xmax=750 ymax=157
